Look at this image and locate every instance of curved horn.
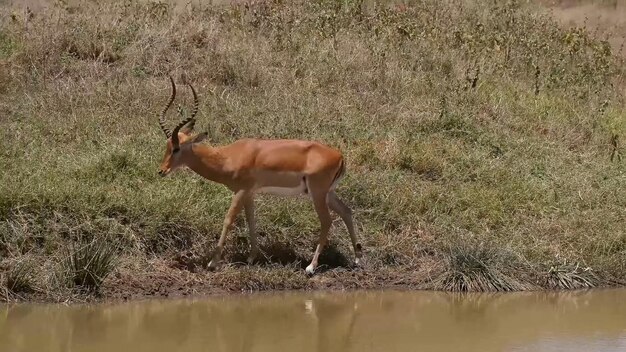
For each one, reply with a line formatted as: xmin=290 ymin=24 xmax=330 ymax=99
xmin=158 ymin=76 xmax=176 ymax=138
xmin=171 ymin=82 xmax=199 ymax=150
xmin=184 ymin=82 xmax=199 ymax=131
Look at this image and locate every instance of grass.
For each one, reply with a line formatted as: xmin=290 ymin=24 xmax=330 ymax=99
xmin=429 ymin=241 xmax=534 ymax=292
xmin=63 ymin=237 xmax=119 ymax=292
xmin=542 ymin=258 xmax=600 ymax=289
xmin=5 ymin=259 xmax=35 ymax=295
xmin=0 ymin=0 xmax=625 ymax=302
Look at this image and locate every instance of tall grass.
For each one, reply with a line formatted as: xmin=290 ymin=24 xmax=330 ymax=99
xmin=0 ymin=0 xmax=625 ymax=300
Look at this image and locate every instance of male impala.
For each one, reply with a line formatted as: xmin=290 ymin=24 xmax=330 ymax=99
xmin=156 ymin=77 xmax=362 ymax=274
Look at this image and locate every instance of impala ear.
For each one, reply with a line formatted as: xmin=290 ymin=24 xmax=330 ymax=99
xmin=191 ymin=132 xmax=208 ymax=144
xmin=180 ymin=120 xmax=196 ymax=135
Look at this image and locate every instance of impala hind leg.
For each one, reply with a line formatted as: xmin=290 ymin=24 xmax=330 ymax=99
xmin=328 ymin=191 xmax=363 ymax=266
xmin=208 ymin=190 xmax=247 ymax=270
xmin=306 ymin=192 xmax=333 ymax=275
xmin=243 ymin=196 xmax=259 ymax=265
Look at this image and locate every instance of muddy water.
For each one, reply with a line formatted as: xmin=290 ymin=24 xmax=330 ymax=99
xmin=1 ymin=289 xmax=626 ymax=352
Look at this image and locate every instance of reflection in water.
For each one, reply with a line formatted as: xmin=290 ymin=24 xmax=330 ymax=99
xmin=1 ymin=289 xmax=626 ymax=352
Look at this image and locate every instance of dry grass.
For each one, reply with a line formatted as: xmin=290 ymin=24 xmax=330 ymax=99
xmin=0 ymin=0 xmax=625 ymax=302
xmin=5 ymin=259 xmax=35 ymax=294
xmin=541 ymin=0 xmax=626 ymax=57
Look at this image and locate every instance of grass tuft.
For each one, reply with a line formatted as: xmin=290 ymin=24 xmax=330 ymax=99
xmin=430 ymin=241 xmax=533 ymax=292
xmin=542 ymin=259 xmax=599 ymax=290
xmin=63 ymin=237 xmax=119 ymax=292
xmin=5 ymin=259 xmax=35 ymax=294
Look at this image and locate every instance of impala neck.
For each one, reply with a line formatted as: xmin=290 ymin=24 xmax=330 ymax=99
xmin=182 ymin=144 xmax=232 ymax=187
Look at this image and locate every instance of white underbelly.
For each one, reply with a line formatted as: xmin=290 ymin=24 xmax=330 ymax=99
xmin=253 ymin=170 xmax=309 ymax=197
xmin=256 ymin=185 xmax=306 ymax=197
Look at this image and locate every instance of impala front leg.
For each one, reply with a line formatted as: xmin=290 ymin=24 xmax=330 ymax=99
xmin=208 ymin=190 xmax=247 ymax=270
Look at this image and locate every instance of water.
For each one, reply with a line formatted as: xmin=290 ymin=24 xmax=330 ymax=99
xmin=1 ymin=289 xmax=626 ymax=352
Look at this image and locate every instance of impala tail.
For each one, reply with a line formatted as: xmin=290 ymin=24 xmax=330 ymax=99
xmin=330 ymin=158 xmax=345 ymax=191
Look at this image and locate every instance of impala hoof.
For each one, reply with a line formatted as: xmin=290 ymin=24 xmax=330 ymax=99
xmin=305 ymin=264 xmax=316 ymax=276
xmin=207 ymin=260 xmax=220 ymax=271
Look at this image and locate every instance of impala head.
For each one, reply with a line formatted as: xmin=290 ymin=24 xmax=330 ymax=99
xmin=158 ymin=76 xmax=207 ymax=177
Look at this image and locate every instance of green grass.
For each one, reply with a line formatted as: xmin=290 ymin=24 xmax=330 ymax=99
xmin=0 ymin=0 xmax=625 ymax=301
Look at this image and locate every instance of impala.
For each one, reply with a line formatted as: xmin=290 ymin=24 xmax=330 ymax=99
xmin=156 ymin=77 xmax=363 ymax=274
